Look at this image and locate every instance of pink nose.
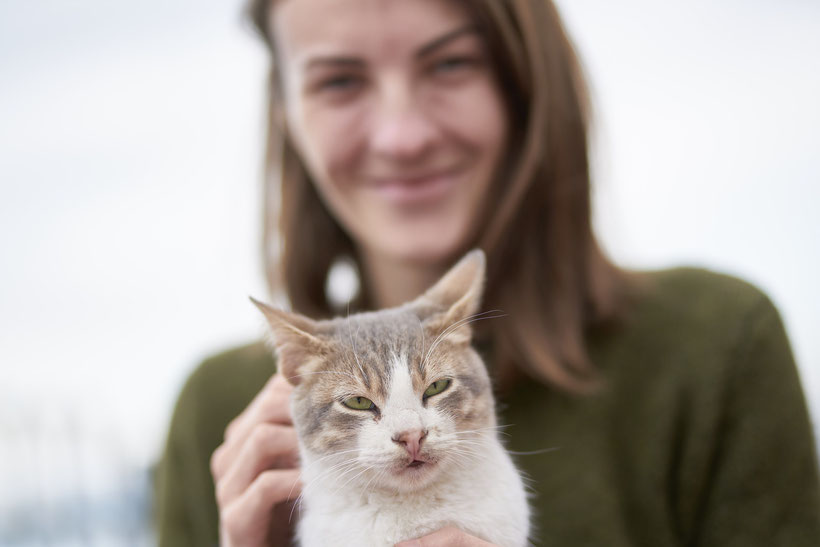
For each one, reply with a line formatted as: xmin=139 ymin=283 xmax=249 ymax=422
xmin=392 ymin=429 xmax=428 ymax=460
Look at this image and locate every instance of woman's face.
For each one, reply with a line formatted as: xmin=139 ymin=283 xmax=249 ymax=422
xmin=273 ymin=0 xmax=508 ymax=267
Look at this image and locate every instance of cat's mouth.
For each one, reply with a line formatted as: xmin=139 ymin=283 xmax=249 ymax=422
xmin=398 ymin=455 xmax=436 ymax=474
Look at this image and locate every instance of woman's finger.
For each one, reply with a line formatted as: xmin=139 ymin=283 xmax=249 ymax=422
xmin=220 ymin=468 xmax=302 ymax=546
xmin=394 ymin=526 xmax=495 ymax=547
xmin=225 ymin=373 xmax=293 ymax=441
xmin=211 ymin=374 xmax=293 ymax=479
xmin=215 ymin=423 xmax=299 ymax=507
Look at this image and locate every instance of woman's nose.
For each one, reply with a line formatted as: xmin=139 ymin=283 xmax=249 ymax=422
xmin=369 ymin=80 xmax=438 ymax=161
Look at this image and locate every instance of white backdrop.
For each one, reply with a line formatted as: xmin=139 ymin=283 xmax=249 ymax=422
xmin=1 ymin=0 xmax=818 ymax=542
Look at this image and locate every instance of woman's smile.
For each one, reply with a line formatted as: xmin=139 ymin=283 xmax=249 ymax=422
xmin=368 ymin=166 xmax=464 ymax=207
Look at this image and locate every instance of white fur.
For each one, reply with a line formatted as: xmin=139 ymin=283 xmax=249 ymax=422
xmin=294 ymin=353 xmax=530 ymax=547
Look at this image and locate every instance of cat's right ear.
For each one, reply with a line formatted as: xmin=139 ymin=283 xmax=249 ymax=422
xmin=250 ymin=297 xmax=327 ymax=386
xmin=414 ymin=249 xmax=486 ymax=345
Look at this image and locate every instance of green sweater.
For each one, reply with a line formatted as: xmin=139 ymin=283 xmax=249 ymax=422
xmin=155 ymin=268 xmax=820 ymax=546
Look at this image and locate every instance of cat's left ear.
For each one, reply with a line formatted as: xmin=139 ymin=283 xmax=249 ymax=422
xmin=250 ymin=297 xmax=328 ymax=386
xmin=414 ymin=249 xmax=486 ymax=345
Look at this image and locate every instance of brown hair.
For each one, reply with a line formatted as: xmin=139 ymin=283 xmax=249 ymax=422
xmin=245 ymin=0 xmax=634 ymax=393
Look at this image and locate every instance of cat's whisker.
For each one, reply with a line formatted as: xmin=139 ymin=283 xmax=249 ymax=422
xmin=304 ymin=447 xmax=362 ymax=463
xmin=438 ymin=439 xmax=498 ymax=462
xmin=338 ymin=464 xmax=374 ymax=492
xmin=456 ymin=424 xmax=512 ymax=434
xmin=443 ymin=445 xmax=488 ymax=464
xmin=415 ymin=314 xmax=426 ymax=375
xmin=421 ymin=311 xmax=493 ymax=367
xmin=302 ymin=457 xmax=361 ymax=486
xmin=328 ymin=460 xmax=379 ymax=499
xmin=347 ymin=302 xmax=368 ymax=383
xmin=421 ymin=310 xmax=507 ymax=370
xmin=322 ymin=467 xmax=366 ymax=500
xmin=507 ymin=447 xmax=561 ymax=456
xmin=292 ymin=458 xmax=361 ymax=523
xmin=439 ymin=441 xmax=485 ymax=452
xmin=445 ymin=450 xmax=484 ymax=467
xmin=439 ymin=440 xmax=482 ymax=451
xmin=298 ymin=449 xmax=363 ymax=476
xmin=357 ymin=466 xmax=383 ymax=500
xmin=298 ymin=460 xmax=360 ymax=501
xmin=437 ymin=424 xmax=511 ymax=439
xmin=286 ymin=464 xmax=328 ymax=524
xmin=304 ymin=461 xmax=356 ymax=484
xmin=365 ymin=464 xmax=392 ymax=496
xmin=440 ymin=450 xmax=485 ymax=474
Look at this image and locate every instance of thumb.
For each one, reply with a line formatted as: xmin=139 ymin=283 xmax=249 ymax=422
xmin=395 ymin=526 xmax=492 ymax=547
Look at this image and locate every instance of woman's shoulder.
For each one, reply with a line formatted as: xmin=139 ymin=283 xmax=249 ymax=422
xmin=172 ymin=341 xmax=276 ymax=432
xmin=641 ymin=265 xmax=772 ymax=311
xmin=595 ymin=265 xmax=794 ymax=388
xmin=187 ymin=341 xmax=275 ymax=389
xmin=597 ymin=269 xmax=820 ymax=542
xmin=627 ymin=265 xmax=782 ymax=339
xmin=590 ymin=266 xmax=808 ymax=448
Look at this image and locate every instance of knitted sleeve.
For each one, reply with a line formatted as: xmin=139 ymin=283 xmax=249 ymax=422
xmin=154 ymin=364 xmax=222 ymax=547
xmin=154 ymin=343 xmax=275 ymax=547
xmin=693 ymin=294 xmax=820 ymax=546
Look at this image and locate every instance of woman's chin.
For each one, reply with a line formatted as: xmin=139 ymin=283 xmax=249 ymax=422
xmin=378 ymin=232 xmax=474 ymax=269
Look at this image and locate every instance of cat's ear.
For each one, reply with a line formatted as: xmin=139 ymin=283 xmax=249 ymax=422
xmin=250 ymin=297 xmax=327 ymax=386
xmin=415 ymin=249 xmax=486 ymax=345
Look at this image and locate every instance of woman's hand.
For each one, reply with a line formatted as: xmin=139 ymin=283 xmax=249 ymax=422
xmin=395 ymin=527 xmax=497 ymax=547
xmin=210 ymin=373 xmax=301 ymax=547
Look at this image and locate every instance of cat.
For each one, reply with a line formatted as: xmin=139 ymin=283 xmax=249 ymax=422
xmin=252 ymin=250 xmax=530 ymax=547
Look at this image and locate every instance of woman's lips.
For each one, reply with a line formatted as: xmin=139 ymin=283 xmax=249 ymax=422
xmin=369 ymin=169 xmax=461 ymax=206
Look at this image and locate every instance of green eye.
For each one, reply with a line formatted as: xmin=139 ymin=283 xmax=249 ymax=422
xmin=424 ymin=378 xmax=451 ymax=399
xmin=343 ymin=396 xmax=375 ymax=410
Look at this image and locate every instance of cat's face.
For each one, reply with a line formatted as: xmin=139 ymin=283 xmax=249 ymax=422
xmin=255 ymin=250 xmax=496 ymax=493
xmin=293 ymin=308 xmax=494 ymax=493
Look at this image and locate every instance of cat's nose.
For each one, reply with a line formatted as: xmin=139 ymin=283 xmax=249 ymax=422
xmin=391 ymin=429 xmax=428 ymax=460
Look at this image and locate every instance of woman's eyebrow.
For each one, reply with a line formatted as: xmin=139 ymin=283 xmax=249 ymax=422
xmin=415 ymin=24 xmax=479 ymax=59
xmin=304 ymin=57 xmax=364 ymax=71
xmin=300 ymin=24 xmax=479 ymax=71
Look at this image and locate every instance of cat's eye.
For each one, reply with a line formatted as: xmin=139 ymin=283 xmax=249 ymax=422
xmin=343 ymin=396 xmax=375 ymax=411
xmin=423 ymin=378 xmax=451 ymax=399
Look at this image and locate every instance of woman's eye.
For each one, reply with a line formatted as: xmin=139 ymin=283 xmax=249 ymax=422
xmin=431 ymin=57 xmax=475 ymax=75
xmin=317 ymin=74 xmax=362 ymax=93
xmin=342 ymin=396 xmax=375 ymax=410
xmin=423 ymin=378 xmax=451 ymax=399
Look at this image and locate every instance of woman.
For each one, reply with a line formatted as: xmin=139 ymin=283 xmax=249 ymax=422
xmin=155 ymin=0 xmax=820 ymax=545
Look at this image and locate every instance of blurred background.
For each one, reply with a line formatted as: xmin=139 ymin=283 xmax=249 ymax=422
xmin=1 ymin=0 xmax=818 ymax=543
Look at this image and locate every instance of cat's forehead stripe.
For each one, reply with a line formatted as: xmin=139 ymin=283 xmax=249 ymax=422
xmin=386 ymin=351 xmax=423 ymax=411
xmin=327 ymin=309 xmax=430 ymax=393
xmin=388 ymin=352 xmax=412 ymax=390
